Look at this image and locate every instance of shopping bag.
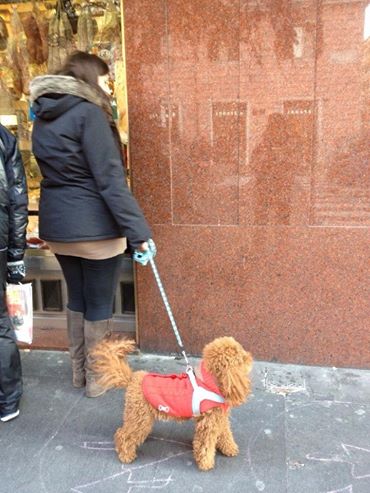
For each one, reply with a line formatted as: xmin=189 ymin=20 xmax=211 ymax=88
xmin=6 ymin=283 xmax=33 ymax=344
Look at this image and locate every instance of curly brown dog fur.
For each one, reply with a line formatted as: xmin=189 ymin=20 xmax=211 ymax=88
xmin=91 ymin=337 xmax=253 ymax=471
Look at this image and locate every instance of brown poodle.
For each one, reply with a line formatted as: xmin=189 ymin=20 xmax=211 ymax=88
xmin=91 ymin=336 xmax=253 ymax=471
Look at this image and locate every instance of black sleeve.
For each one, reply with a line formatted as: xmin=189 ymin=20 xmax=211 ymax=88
xmin=81 ymin=104 xmax=152 ymax=249
xmin=4 ymin=134 xmax=28 ymax=262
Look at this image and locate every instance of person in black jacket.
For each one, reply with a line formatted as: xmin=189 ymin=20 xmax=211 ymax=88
xmin=0 ymin=123 xmax=28 ymax=422
xmin=30 ymin=52 xmax=154 ymax=398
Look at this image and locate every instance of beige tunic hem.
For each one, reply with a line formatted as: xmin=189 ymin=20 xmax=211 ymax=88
xmin=47 ymin=238 xmax=127 ymax=260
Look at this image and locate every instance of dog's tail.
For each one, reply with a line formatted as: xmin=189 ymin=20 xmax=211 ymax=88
xmin=90 ymin=338 xmax=136 ymax=389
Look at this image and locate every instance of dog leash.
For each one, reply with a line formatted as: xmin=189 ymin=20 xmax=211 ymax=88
xmin=133 ymin=240 xmax=190 ymax=366
xmin=148 ymin=256 xmax=191 ymax=366
xmin=134 ymin=242 xmax=226 ymax=417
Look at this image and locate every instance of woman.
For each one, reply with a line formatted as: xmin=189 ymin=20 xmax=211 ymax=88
xmin=30 ymin=52 xmax=153 ymax=397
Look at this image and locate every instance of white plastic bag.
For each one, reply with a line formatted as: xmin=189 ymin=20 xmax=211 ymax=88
xmin=6 ymin=283 xmax=33 ymax=344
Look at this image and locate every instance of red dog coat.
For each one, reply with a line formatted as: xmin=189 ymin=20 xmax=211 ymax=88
xmin=142 ymin=361 xmax=228 ymax=418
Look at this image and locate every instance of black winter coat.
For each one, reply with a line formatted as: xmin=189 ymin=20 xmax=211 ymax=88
xmin=0 ymin=124 xmax=28 ymax=262
xmin=30 ymin=75 xmax=151 ymax=249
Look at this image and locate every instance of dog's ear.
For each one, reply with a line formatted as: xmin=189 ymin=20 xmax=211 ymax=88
xmin=217 ymin=352 xmax=253 ymax=407
xmin=202 ymin=337 xmax=253 ymax=407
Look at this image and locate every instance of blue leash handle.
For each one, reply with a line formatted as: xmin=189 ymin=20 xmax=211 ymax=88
xmin=133 ymin=239 xmax=157 ymax=266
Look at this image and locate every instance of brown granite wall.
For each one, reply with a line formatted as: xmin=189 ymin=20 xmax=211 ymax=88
xmin=125 ymin=0 xmax=370 ymax=367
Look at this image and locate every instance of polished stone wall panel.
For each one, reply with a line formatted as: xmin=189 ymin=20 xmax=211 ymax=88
xmin=313 ymin=1 xmax=370 ymax=227
xmin=168 ymin=0 xmax=241 ymax=225
xmin=125 ymin=0 xmax=172 ymax=224
xmin=136 ymin=225 xmax=370 ymax=367
xmin=126 ymin=0 xmax=370 ymax=367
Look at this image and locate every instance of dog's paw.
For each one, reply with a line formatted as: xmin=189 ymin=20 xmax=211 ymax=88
xmin=197 ymin=458 xmax=215 ymax=471
xmin=117 ymin=450 xmax=137 ymax=464
xmin=219 ymin=443 xmax=239 ymax=457
xmin=216 ymin=434 xmax=239 ymax=457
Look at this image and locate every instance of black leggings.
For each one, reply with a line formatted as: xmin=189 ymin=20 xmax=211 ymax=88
xmin=55 ymin=254 xmax=123 ymax=321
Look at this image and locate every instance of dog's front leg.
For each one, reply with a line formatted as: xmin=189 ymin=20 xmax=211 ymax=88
xmin=216 ymin=411 xmax=239 ymax=457
xmin=193 ymin=409 xmax=223 ymax=471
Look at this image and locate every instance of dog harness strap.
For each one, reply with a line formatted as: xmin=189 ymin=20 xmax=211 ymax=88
xmin=186 ymin=367 xmax=225 ymax=416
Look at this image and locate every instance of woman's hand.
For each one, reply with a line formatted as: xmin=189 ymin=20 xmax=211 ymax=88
xmin=133 ymin=239 xmax=156 ymax=265
xmin=138 ymin=242 xmax=149 ymax=252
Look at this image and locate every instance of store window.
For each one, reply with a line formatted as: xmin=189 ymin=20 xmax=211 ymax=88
xmin=0 ymin=0 xmax=128 ymax=243
xmin=0 ymin=1 xmax=135 ymax=345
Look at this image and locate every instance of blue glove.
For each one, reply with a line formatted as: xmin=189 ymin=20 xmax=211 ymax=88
xmin=133 ymin=239 xmax=157 ymax=266
xmin=7 ymin=260 xmax=26 ymax=283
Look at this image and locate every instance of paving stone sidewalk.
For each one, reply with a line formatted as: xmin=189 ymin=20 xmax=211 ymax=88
xmin=1 ymin=350 xmax=370 ymax=493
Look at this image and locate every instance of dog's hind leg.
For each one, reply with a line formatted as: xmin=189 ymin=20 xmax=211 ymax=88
xmin=114 ymin=399 xmax=154 ymax=464
xmin=115 ymin=415 xmax=154 ymax=463
xmin=216 ymin=412 xmax=239 ymax=457
xmin=193 ymin=409 xmax=224 ymax=471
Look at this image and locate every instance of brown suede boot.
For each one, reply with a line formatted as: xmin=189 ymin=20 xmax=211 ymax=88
xmin=84 ymin=319 xmax=112 ymax=398
xmin=66 ymin=308 xmax=85 ymax=388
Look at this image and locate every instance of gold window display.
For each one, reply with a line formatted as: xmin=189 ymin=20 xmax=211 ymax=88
xmin=0 ymin=0 xmax=129 ymax=244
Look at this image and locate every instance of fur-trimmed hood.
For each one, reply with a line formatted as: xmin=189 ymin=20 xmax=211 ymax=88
xmin=30 ymin=75 xmax=112 ymax=121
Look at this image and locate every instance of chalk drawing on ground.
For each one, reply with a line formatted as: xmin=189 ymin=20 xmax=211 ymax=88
xmin=72 ymin=436 xmax=193 ymax=492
